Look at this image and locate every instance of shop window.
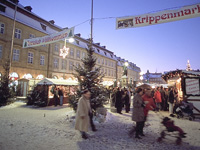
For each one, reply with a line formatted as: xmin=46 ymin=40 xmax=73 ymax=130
xmin=22 ymin=73 xmax=32 ymax=79
xmin=36 ymin=74 xmax=44 ymax=80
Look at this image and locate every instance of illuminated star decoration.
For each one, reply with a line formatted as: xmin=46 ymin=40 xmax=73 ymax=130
xmin=60 ymin=46 xmax=69 ymax=58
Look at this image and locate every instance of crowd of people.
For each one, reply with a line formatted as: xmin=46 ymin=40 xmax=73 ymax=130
xmin=74 ymin=85 xmax=182 ymax=139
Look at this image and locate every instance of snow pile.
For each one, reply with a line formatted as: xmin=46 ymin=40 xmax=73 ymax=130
xmin=0 ymin=101 xmax=199 ymax=150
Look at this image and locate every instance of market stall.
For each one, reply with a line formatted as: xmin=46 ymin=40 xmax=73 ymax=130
xmin=36 ymin=78 xmax=79 ymax=106
xmin=162 ymin=70 xmax=200 ymax=116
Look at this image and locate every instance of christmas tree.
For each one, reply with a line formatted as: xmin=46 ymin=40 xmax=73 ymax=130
xmin=0 ymin=60 xmax=12 ymax=106
xmin=68 ymin=46 xmax=109 ymax=112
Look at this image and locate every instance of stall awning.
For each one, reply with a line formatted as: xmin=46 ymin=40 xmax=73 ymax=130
xmin=37 ymin=78 xmax=79 ymax=86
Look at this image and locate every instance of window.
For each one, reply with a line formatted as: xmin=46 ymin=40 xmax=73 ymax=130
xmin=0 ymin=22 xmax=5 ymax=34
xmin=105 ymin=59 xmax=107 ymax=66
xmin=70 ymin=48 xmax=74 ymax=57
xmin=105 ymin=69 xmax=107 ymax=75
xmin=53 ymin=58 xmax=59 ymax=69
xmin=0 ymin=4 xmax=6 ymax=12
xmin=69 ymin=61 xmax=74 ymax=70
xmin=13 ymin=49 xmax=20 ymax=61
xmin=28 ymin=52 xmax=34 ymax=64
xmin=62 ymin=59 xmax=67 ymax=70
xmin=102 ymin=58 xmax=104 ymax=65
xmin=0 ymin=45 xmax=2 ymax=58
xmin=76 ymin=50 xmax=80 ymax=59
xmin=14 ymin=28 xmax=21 ymax=39
xmin=82 ymin=52 xmax=86 ymax=59
xmin=54 ymin=43 xmax=59 ymax=52
xmin=29 ymin=34 xmax=35 ymax=39
xmin=40 ymin=55 xmax=45 ymax=65
xmin=76 ymin=62 xmax=80 ymax=68
xmin=40 ymin=23 xmax=46 ymax=31
xmin=98 ymin=57 xmax=100 ymax=64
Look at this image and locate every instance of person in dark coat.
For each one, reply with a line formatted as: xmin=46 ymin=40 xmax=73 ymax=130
xmin=164 ymin=88 xmax=169 ymax=111
xmin=160 ymin=86 xmax=165 ymax=110
xmin=123 ymin=89 xmax=130 ymax=113
xmin=53 ymin=87 xmax=59 ymax=106
xmin=168 ymin=87 xmax=175 ymax=117
xmin=58 ymin=88 xmax=64 ymax=106
xmin=132 ymin=88 xmax=145 ymax=139
xmin=115 ymin=87 xmax=123 ymax=114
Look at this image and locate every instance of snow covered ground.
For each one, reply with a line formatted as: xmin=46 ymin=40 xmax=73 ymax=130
xmin=0 ymin=101 xmax=200 ymax=150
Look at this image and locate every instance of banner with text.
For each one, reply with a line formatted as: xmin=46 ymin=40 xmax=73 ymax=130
xmin=116 ymin=3 xmax=200 ymax=29
xmin=23 ymin=27 xmax=74 ymax=48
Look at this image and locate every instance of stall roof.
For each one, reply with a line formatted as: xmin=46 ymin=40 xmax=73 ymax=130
xmin=37 ymin=78 xmax=79 ymax=86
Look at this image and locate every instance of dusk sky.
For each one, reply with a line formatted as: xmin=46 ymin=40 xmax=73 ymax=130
xmin=19 ymin=0 xmax=200 ymax=73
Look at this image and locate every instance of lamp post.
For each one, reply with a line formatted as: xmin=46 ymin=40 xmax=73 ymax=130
xmin=10 ymin=0 xmax=19 ymax=69
xmin=123 ymin=62 xmax=129 ymax=76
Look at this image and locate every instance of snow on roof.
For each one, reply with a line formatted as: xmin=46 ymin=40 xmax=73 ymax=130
xmin=37 ymin=78 xmax=78 ymax=86
xmin=2 ymin=3 xmax=62 ymax=35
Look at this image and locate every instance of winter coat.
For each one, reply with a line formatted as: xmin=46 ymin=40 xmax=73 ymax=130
xmin=168 ymin=90 xmax=174 ymax=104
xmin=142 ymin=94 xmax=156 ymax=117
xmin=115 ymin=90 xmax=122 ymax=108
xmin=132 ymin=93 xmax=145 ymax=122
xmin=123 ymin=94 xmax=130 ymax=105
xmin=75 ymin=96 xmax=91 ymax=132
xmin=154 ymin=90 xmax=162 ymax=103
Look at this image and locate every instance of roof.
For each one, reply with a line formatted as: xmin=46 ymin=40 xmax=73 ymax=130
xmin=37 ymin=78 xmax=79 ymax=86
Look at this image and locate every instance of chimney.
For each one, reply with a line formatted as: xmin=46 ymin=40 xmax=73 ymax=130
xmin=75 ymin=33 xmax=81 ymax=37
xmin=10 ymin=0 xmax=19 ymax=4
xmin=102 ymin=46 xmax=106 ymax=49
xmin=24 ymin=6 xmax=32 ymax=12
xmin=49 ymin=20 xmax=55 ymax=24
xmin=95 ymin=43 xmax=100 ymax=46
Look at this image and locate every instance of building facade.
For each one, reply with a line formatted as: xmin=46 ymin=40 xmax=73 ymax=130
xmin=0 ymin=0 xmax=140 ymax=90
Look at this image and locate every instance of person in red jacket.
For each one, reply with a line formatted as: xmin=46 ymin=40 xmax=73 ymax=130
xmin=139 ymin=88 xmax=156 ymax=136
xmin=154 ymin=87 xmax=162 ymax=111
xmin=143 ymin=88 xmax=156 ymax=119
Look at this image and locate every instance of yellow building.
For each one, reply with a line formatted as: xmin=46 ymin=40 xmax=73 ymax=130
xmin=0 ymin=0 xmax=141 ymax=94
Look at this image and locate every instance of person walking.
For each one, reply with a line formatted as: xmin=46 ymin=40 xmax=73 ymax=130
xmin=58 ymin=88 xmax=63 ymax=106
xmin=154 ymin=87 xmax=162 ymax=111
xmin=132 ymin=88 xmax=145 ymax=139
xmin=75 ymin=89 xmax=92 ymax=139
xmin=115 ymin=87 xmax=123 ymax=114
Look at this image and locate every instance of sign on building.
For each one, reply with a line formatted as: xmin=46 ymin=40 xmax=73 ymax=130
xmin=23 ymin=27 xmax=74 ymax=48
